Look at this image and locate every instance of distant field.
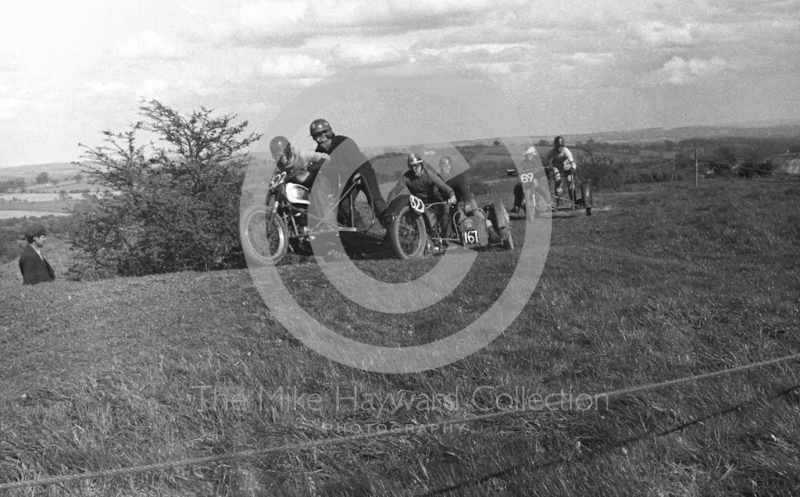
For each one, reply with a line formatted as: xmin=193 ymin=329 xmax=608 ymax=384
xmin=0 ymin=193 xmax=87 ymax=202
xmin=0 ymin=200 xmax=76 ymax=213
xmin=0 ymin=211 xmax=71 ymax=219
xmin=24 ymin=182 xmax=98 ymax=194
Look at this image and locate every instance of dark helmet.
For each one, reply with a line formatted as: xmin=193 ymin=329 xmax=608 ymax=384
xmin=309 ymin=119 xmax=332 ymax=137
xmin=269 ymin=136 xmax=291 ymax=157
xmin=554 ymin=136 xmax=565 ymax=147
xmin=439 ymin=155 xmax=453 ymax=166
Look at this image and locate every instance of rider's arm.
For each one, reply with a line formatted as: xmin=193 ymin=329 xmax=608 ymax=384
xmin=430 ymin=171 xmax=456 ymax=203
xmin=306 ymin=156 xmax=328 ymax=174
xmin=296 ymin=150 xmax=329 ymax=174
xmin=456 ymin=176 xmax=473 ymax=205
xmin=387 ymin=177 xmax=407 ymax=204
xmin=563 ymin=148 xmax=576 ymax=170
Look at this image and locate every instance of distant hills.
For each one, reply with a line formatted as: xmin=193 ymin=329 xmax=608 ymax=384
xmin=4 ymin=120 xmax=799 ymax=177
xmin=0 ymin=162 xmax=84 ymax=181
xmin=560 ymin=120 xmax=800 ymax=144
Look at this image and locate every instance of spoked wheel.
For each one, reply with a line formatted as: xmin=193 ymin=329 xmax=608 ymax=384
xmin=389 ymin=205 xmax=427 ymax=259
xmin=242 ymin=206 xmax=289 ymax=265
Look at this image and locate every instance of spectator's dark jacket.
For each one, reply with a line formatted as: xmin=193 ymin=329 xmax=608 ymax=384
xmin=19 ymin=245 xmax=55 ymax=285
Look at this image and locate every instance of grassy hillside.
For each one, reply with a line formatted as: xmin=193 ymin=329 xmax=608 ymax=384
xmin=1 ymin=177 xmax=799 ymax=495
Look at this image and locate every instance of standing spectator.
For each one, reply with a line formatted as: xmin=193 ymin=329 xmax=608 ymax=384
xmin=19 ymin=224 xmax=55 ymax=285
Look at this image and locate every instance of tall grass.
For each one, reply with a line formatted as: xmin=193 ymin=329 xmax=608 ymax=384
xmin=1 ymin=177 xmax=799 ymax=495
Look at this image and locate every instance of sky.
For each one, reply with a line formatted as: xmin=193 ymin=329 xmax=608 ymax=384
xmin=1 ymin=0 xmax=799 ymax=168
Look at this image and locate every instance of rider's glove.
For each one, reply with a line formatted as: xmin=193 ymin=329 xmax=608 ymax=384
xmin=447 ymin=196 xmax=457 ymax=206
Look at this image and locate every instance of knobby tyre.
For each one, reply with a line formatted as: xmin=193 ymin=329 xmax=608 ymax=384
xmin=242 ymin=206 xmax=289 ymax=265
xmin=389 ymin=205 xmax=427 ymax=259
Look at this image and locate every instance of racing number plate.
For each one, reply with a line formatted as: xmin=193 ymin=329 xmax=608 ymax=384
xmin=409 ymin=195 xmax=425 ymax=214
xmin=518 ymin=171 xmax=536 ymax=184
xmin=518 ymin=163 xmax=541 ymax=221
xmin=463 ymin=230 xmax=479 ymax=244
xmin=269 ymin=171 xmax=287 ymax=189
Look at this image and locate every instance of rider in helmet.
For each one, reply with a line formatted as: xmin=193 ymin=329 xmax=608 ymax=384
xmin=439 ymin=155 xmax=478 ymax=214
xmin=511 ymin=146 xmax=549 ymax=215
xmin=309 ymin=119 xmax=389 ymax=229
xmin=543 ymin=135 xmax=578 ymax=208
xmin=388 ymin=154 xmax=456 ymax=205
xmin=387 ymin=154 xmax=456 ymax=250
xmin=268 ymin=135 xmax=329 ymax=187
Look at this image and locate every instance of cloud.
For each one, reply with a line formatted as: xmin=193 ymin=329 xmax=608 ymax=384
xmin=260 ymin=54 xmax=328 ymax=79
xmin=0 ymin=97 xmax=68 ymax=121
xmin=571 ymin=52 xmax=615 ymax=67
xmin=84 ymin=78 xmax=216 ymax=102
xmin=228 ymin=0 xmax=526 ymax=44
xmin=235 ymin=0 xmax=308 ymax=31
xmin=0 ymin=98 xmax=25 ymax=119
xmin=630 ymin=21 xmax=695 ymax=46
xmin=463 ymin=61 xmax=515 ymax=75
xmin=88 ymin=81 xmax=130 ymax=94
xmin=330 ymin=39 xmax=408 ymax=65
xmin=641 ymin=56 xmax=726 ymax=86
xmin=0 ymin=55 xmax=23 ymax=72
xmin=120 ymin=31 xmax=189 ymax=60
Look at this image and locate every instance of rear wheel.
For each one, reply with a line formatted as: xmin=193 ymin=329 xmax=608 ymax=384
xmin=580 ymin=180 xmax=593 ymax=216
xmin=242 ymin=206 xmax=289 ymax=265
xmin=389 ymin=205 xmax=427 ymax=259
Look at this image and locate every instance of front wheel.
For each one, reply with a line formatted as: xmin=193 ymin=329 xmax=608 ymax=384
xmin=389 ymin=205 xmax=427 ymax=259
xmin=242 ymin=206 xmax=289 ymax=265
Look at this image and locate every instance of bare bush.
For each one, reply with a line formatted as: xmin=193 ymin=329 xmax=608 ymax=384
xmin=69 ymin=100 xmax=261 ymax=279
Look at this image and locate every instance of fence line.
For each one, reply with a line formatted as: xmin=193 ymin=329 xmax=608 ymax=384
xmin=1 ymin=352 xmax=798 ymax=491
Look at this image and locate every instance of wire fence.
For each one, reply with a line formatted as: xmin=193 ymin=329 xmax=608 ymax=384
xmin=1 ymin=352 xmax=798 ymax=491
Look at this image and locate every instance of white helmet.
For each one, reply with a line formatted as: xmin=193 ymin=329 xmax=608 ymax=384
xmin=407 ymin=153 xmax=423 ymax=167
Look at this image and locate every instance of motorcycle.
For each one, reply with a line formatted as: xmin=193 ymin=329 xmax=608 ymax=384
xmin=517 ymin=169 xmax=593 ymax=217
xmin=386 ymin=194 xmax=513 ymax=260
xmin=241 ymin=165 xmax=375 ymax=265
